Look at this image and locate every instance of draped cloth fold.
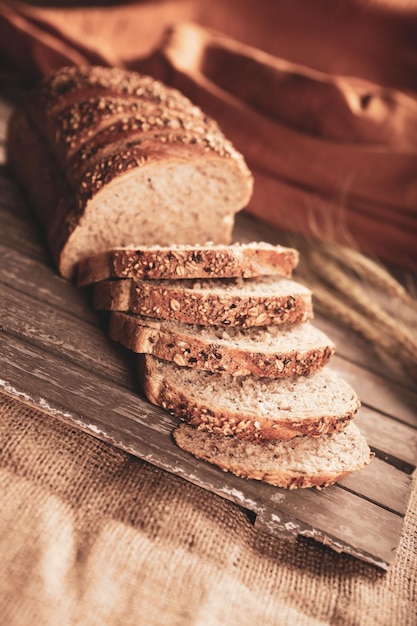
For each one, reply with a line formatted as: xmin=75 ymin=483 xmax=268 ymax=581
xmin=1 ymin=0 xmax=417 ymax=267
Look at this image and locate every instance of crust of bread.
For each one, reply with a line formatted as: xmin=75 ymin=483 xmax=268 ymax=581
xmin=139 ymin=356 xmax=359 ymax=441
xmin=94 ymin=277 xmax=313 ymax=327
xmin=173 ymin=423 xmax=373 ymax=489
xmin=77 ymin=242 xmax=299 ymax=286
xmin=109 ymin=312 xmax=334 ymax=377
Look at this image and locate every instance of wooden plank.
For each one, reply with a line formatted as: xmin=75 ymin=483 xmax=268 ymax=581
xmin=356 ymin=406 xmax=417 ymax=473
xmin=338 ymin=457 xmax=413 ymax=515
xmin=312 ymin=315 xmax=415 ymax=390
xmin=0 ymin=282 xmax=135 ymax=390
xmin=0 ymin=244 xmax=96 ymax=323
xmin=0 ymin=330 xmax=406 ymax=569
xmin=254 ymin=493 xmax=404 ymax=569
xmin=332 ymin=356 xmax=417 ymax=428
xmin=0 ymin=175 xmax=50 ymax=263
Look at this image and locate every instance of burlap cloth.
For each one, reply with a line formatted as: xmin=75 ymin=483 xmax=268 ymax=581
xmin=0 ymin=392 xmax=415 ymax=626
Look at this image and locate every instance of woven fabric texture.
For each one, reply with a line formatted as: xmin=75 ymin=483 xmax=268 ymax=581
xmin=0 ymin=393 xmax=415 ymax=626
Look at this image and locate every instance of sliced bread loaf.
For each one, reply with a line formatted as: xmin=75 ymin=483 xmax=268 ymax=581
xmin=93 ymin=276 xmax=313 ymax=327
xmin=7 ymin=66 xmax=253 ymax=279
xmin=76 ymin=242 xmax=299 ymax=286
xmin=140 ymin=355 xmax=360 ymax=441
xmin=110 ymin=312 xmax=334 ymax=377
xmin=173 ymin=422 xmax=372 ymax=489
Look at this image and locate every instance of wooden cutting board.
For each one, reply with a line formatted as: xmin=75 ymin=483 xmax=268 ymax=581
xmin=0 ymin=97 xmax=415 ymax=570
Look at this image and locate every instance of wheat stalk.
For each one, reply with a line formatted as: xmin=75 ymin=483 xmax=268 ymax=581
xmin=293 ymin=238 xmax=417 ymax=379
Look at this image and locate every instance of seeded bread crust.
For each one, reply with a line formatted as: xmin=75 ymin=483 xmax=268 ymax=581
xmin=26 ymin=67 xmax=206 ymax=156
xmin=140 ymin=356 xmax=360 ymax=441
xmin=66 ymin=112 xmax=217 ymax=181
xmin=31 ymin=91 xmax=221 ymax=167
xmin=77 ymin=242 xmax=299 ymax=286
xmin=109 ymin=312 xmax=334 ymax=377
xmin=93 ymin=276 xmax=313 ymax=327
xmin=25 ymin=66 xmax=241 ymax=174
xmin=30 ymin=66 xmax=201 ymax=117
xmin=45 ymin=96 xmax=203 ymax=161
xmin=7 ymin=66 xmax=254 ymax=279
xmin=173 ymin=422 xmax=373 ymax=489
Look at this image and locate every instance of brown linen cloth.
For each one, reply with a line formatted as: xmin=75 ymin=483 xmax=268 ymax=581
xmin=1 ymin=392 xmax=416 ymax=626
xmin=1 ymin=0 xmax=417 ymax=268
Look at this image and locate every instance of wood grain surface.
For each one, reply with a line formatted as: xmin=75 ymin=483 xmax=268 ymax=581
xmin=0 ymin=96 xmax=415 ymax=570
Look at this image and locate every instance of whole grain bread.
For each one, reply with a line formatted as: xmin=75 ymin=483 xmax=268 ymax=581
xmin=173 ymin=422 xmax=373 ymax=489
xmin=140 ymin=355 xmax=360 ymax=441
xmin=110 ymin=312 xmax=334 ymax=377
xmin=7 ymin=66 xmax=253 ymax=279
xmin=76 ymin=242 xmax=299 ymax=286
xmin=93 ymin=275 xmax=313 ymax=327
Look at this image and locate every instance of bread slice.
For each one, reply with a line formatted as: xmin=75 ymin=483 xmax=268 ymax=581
xmin=76 ymin=242 xmax=299 ymax=286
xmin=93 ymin=276 xmax=313 ymax=328
xmin=140 ymin=355 xmax=360 ymax=441
xmin=173 ymin=422 xmax=372 ymax=489
xmin=110 ymin=312 xmax=334 ymax=378
xmin=7 ymin=66 xmax=253 ymax=279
